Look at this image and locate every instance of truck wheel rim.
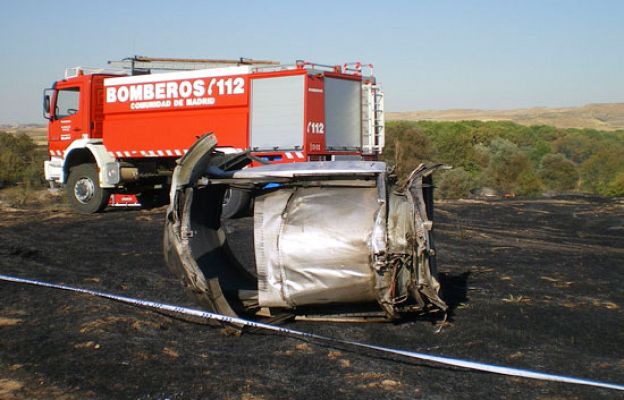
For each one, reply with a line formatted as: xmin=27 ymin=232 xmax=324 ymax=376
xmin=74 ymin=177 xmax=95 ymax=204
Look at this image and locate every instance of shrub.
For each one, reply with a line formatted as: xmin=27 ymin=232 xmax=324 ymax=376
xmin=580 ymin=148 xmax=624 ymax=196
xmin=436 ymin=168 xmax=475 ymax=199
xmin=472 ymin=143 xmax=490 ymax=169
xmin=528 ymin=140 xmax=552 ymax=167
xmin=606 ymin=172 xmax=624 ymax=197
xmin=483 ymin=138 xmax=536 ymax=194
xmin=516 ymin=169 xmax=543 ymax=196
xmin=426 ymin=122 xmax=475 ymax=168
xmin=384 ymin=123 xmax=433 ymax=179
xmin=538 ymin=153 xmax=579 ymax=192
xmin=0 ymin=131 xmax=45 ymax=188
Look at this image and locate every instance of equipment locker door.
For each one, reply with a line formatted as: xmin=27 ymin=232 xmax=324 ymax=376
xmin=324 ymin=77 xmax=362 ymax=151
xmin=250 ymin=74 xmax=305 ymax=151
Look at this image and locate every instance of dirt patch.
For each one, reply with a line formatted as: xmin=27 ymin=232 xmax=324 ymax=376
xmin=0 ymin=317 xmax=23 ymax=327
xmin=162 ymin=347 xmax=180 ymax=358
xmin=0 ymin=197 xmax=623 ymax=399
xmin=0 ymin=379 xmax=23 ymax=399
xmin=0 ymin=376 xmax=82 ymax=400
xmin=73 ymin=341 xmax=101 ymax=350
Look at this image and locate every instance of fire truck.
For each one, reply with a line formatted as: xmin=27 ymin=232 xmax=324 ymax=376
xmin=43 ymin=56 xmax=385 ymax=215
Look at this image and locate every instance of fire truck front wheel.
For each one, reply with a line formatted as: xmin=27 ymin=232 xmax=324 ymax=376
xmin=66 ymin=163 xmax=111 ymax=214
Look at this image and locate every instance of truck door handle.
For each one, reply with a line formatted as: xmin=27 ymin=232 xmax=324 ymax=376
xmin=73 ymin=128 xmax=81 ymax=132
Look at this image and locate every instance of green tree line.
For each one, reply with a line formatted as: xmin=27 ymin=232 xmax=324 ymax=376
xmin=2 ymin=123 xmax=623 ymax=199
xmin=384 ymin=120 xmax=624 ymax=198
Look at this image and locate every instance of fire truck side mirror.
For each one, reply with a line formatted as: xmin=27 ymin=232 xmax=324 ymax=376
xmin=43 ymin=89 xmax=53 ymax=120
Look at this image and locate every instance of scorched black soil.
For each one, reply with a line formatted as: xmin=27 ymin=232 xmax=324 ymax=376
xmin=0 ymin=196 xmax=622 ymax=399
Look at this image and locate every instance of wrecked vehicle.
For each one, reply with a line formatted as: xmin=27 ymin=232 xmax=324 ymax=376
xmin=164 ymin=134 xmax=447 ymax=322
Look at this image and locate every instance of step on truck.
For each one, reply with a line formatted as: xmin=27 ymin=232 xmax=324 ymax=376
xmin=42 ymin=56 xmax=385 ymax=215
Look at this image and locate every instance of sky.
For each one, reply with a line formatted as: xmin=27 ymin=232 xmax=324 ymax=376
xmin=0 ymin=0 xmax=622 ymax=123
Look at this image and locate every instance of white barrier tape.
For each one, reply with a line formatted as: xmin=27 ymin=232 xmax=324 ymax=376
xmin=1 ymin=273 xmax=623 ymax=392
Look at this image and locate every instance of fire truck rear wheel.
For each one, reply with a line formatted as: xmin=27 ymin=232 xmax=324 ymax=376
xmin=66 ymin=163 xmax=110 ymax=214
xmin=221 ymin=188 xmax=251 ymax=219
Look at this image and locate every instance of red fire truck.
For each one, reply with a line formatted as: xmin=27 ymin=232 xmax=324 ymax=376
xmin=43 ymin=57 xmax=385 ymax=215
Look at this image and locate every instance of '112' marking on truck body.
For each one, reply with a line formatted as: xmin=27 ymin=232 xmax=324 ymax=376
xmin=307 ymin=122 xmax=325 ymax=134
xmin=209 ymin=77 xmax=245 ymax=96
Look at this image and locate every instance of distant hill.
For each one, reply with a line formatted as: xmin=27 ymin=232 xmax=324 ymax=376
xmin=387 ymin=103 xmax=624 ymax=131
xmin=0 ymin=125 xmax=47 ymax=146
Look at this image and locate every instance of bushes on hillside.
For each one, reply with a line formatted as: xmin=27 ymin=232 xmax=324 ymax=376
xmin=436 ymin=169 xmax=476 ymax=199
xmin=0 ymin=131 xmax=45 ymax=189
xmin=424 ymin=122 xmax=475 ymax=169
xmin=483 ymin=138 xmax=536 ymax=194
xmin=383 ymin=124 xmax=433 ymax=179
xmin=606 ymin=172 xmax=624 ymax=197
xmin=579 ymin=148 xmax=624 ymax=196
xmin=539 ymin=153 xmax=579 ymax=192
xmin=384 ymin=120 xmax=624 ymax=198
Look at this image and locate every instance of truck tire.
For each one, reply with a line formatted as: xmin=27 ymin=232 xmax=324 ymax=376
xmin=66 ymin=163 xmax=110 ymax=214
xmin=221 ymin=188 xmax=251 ymax=219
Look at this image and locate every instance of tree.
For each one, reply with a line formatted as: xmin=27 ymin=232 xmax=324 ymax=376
xmin=0 ymin=131 xmax=43 ymax=187
xmin=606 ymin=172 xmax=624 ymax=196
xmin=483 ymin=137 xmax=538 ymax=194
xmin=384 ymin=122 xmax=433 ymax=179
xmin=436 ymin=168 xmax=475 ymax=199
xmin=538 ymin=153 xmax=579 ymax=192
xmin=427 ymin=124 xmax=475 ymax=169
xmin=580 ymin=147 xmax=624 ymax=196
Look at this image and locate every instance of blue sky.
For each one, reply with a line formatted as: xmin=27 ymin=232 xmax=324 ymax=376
xmin=1 ymin=0 xmax=622 ymax=123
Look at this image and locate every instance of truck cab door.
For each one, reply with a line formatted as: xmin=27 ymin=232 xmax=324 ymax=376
xmin=49 ymin=82 xmax=87 ymax=152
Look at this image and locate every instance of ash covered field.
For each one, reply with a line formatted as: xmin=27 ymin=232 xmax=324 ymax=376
xmin=0 ymin=197 xmax=623 ymax=399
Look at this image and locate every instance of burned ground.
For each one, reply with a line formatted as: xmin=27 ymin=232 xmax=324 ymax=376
xmin=0 ymin=197 xmax=623 ymax=399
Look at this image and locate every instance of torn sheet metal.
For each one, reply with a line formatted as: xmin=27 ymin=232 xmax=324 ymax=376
xmin=164 ymin=134 xmax=447 ymax=321
xmin=254 ymin=187 xmax=379 ymax=307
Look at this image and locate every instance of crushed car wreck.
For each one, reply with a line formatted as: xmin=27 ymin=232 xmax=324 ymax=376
xmin=164 ymin=134 xmax=448 ymax=322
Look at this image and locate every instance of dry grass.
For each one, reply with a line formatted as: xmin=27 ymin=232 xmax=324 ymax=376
xmin=73 ymin=341 xmax=101 ymax=350
xmin=387 ymin=103 xmax=624 ymax=131
xmin=162 ymin=347 xmax=180 ymax=358
xmin=3 ymin=127 xmax=48 ymax=146
xmin=0 ymin=379 xmax=23 ymax=399
xmin=0 ymin=317 xmax=23 ymax=326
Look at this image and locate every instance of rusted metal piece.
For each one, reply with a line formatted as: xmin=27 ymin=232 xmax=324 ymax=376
xmin=164 ymin=134 xmax=447 ymax=322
